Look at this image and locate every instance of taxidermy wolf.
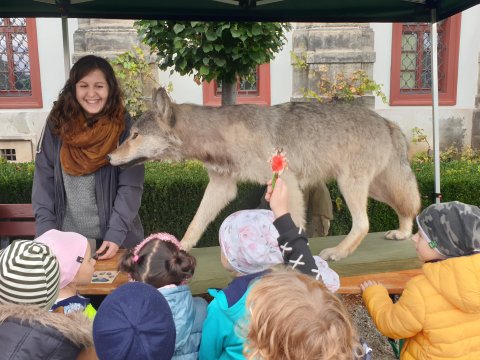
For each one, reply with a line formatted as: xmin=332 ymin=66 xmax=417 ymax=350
xmin=109 ymin=87 xmax=421 ymax=260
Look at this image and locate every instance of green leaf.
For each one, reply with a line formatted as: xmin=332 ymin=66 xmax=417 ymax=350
xmin=173 ymin=23 xmax=185 ymax=34
xmin=203 ymin=57 xmax=210 ymax=65
xmin=199 ymin=66 xmax=210 ymax=76
xmin=205 ymin=29 xmax=218 ymax=41
xmin=178 ymin=58 xmax=188 ymax=70
xmin=213 ymin=58 xmax=226 ymax=67
xmin=250 ymin=52 xmax=265 ymax=62
xmin=173 ymin=38 xmax=183 ymax=49
xmin=231 ymin=28 xmax=242 ymax=38
xmin=202 ymin=43 xmax=213 ymax=53
xmin=252 ymin=23 xmax=263 ymax=36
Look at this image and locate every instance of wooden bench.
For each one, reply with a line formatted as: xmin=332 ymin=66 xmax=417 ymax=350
xmin=0 ymin=204 xmax=35 ymax=249
xmin=78 ymin=232 xmax=423 ymax=296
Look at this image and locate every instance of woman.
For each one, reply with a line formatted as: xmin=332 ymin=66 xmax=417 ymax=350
xmin=32 ymin=55 xmax=144 ymax=260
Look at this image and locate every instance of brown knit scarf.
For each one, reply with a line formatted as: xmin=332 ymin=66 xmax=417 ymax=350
xmin=60 ymin=113 xmax=125 ymax=176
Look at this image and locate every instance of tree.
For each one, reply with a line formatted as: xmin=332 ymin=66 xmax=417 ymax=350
xmin=135 ymin=21 xmax=291 ymax=105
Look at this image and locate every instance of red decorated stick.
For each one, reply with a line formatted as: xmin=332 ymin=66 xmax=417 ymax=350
xmin=269 ymin=148 xmax=288 ymax=191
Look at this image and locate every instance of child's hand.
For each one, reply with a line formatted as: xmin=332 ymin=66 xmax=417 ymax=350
xmin=360 ymin=280 xmax=382 ymax=292
xmin=265 ymin=177 xmax=289 ymax=219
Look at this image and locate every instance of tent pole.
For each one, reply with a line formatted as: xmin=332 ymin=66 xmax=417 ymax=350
xmin=430 ymin=8 xmax=441 ymax=204
xmin=61 ymin=16 xmax=71 ymax=79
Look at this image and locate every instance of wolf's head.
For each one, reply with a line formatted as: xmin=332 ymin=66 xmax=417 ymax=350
xmin=108 ymin=87 xmax=182 ymax=167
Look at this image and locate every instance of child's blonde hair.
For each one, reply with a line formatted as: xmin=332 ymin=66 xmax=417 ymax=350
xmin=244 ymin=268 xmax=363 ymax=360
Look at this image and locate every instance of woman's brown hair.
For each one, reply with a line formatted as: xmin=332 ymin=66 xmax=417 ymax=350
xmin=119 ymin=239 xmax=196 ymax=288
xmin=243 ymin=267 xmax=364 ymax=360
xmin=49 ymin=55 xmax=125 ymax=135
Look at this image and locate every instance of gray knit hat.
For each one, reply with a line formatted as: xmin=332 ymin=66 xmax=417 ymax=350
xmin=0 ymin=240 xmax=60 ymax=309
xmin=416 ymin=201 xmax=480 ymax=258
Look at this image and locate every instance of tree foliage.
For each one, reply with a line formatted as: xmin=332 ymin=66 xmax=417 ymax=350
xmin=109 ymin=46 xmax=154 ymax=118
xmin=135 ymin=21 xmax=291 ymax=85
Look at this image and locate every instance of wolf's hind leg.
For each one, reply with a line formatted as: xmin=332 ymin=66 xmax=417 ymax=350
xmin=181 ymin=174 xmax=237 ymax=251
xmin=319 ymin=177 xmax=370 ymax=261
xmin=369 ymin=164 xmax=420 ymax=240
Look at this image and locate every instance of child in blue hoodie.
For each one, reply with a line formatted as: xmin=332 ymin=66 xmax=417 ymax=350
xmin=119 ymin=232 xmax=207 ymax=360
xmin=199 ymin=178 xmax=340 ymax=360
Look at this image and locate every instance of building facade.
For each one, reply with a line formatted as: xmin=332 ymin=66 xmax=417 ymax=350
xmin=1 ymin=5 xmax=479 ymax=162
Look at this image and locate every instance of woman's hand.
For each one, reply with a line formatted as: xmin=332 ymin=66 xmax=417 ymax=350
xmin=96 ymin=240 xmax=119 ymax=260
xmin=360 ymin=280 xmax=381 ymax=292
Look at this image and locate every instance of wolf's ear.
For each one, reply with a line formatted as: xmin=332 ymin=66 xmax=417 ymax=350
xmin=152 ymin=87 xmax=175 ymax=127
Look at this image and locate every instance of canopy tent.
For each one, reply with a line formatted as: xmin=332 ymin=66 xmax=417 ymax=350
xmin=1 ymin=0 xmax=479 ymax=22
xmin=2 ymin=0 xmax=480 ymax=203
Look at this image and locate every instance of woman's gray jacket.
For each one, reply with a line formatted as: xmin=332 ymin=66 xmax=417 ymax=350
xmin=32 ymin=113 xmax=144 ymax=248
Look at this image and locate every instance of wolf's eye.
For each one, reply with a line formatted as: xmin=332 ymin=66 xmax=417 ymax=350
xmin=132 ymin=132 xmax=139 ymax=139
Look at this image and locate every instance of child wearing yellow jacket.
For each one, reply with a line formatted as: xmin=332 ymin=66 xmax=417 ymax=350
xmin=360 ymin=201 xmax=480 ymax=360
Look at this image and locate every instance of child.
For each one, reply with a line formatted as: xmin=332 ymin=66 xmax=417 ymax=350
xmin=118 ymin=232 xmax=207 ymax=359
xmin=93 ymin=282 xmax=176 ymax=360
xmin=244 ymin=268 xmax=366 ymax=360
xmin=360 ymin=201 xmax=480 ymax=359
xmin=199 ymin=178 xmax=340 ymax=360
xmin=35 ymin=229 xmax=97 ymax=319
xmin=0 ymin=240 xmax=94 ymax=359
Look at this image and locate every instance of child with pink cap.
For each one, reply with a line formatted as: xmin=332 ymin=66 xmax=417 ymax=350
xmin=35 ymin=229 xmax=97 ymax=319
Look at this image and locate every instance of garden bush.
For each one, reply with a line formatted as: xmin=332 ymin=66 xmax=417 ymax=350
xmin=1 ymin=158 xmax=479 ymax=247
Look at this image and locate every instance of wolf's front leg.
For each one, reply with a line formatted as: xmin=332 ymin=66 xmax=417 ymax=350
xmin=181 ymin=174 xmax=238 ymax=251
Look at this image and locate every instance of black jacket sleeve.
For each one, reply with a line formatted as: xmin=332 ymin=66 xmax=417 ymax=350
xmin=273 ymin=213 xmax=319 ymax=277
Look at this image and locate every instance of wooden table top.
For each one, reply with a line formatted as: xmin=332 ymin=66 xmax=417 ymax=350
xmin=77 ymin=250 xmax=128 ymax=296
xmin=77 ymin=232 xmax=423 ymax=296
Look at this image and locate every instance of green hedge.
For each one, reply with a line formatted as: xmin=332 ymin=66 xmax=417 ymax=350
xmin=1 ymin=158 xmax=480 ymax=247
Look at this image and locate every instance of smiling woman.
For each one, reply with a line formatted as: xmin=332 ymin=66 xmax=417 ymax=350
xmin=32 ymin=55 xmax=145 ymax=260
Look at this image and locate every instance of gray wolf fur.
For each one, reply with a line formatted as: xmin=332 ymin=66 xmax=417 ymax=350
xmin=109 ymin=88 xmax=421 ymax=260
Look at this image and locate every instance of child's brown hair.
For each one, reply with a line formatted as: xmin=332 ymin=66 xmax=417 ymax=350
xmin=118 ymin=233 xmax=196 ymax=288
xmin=244 ymin=268 xmax=363 ymax=360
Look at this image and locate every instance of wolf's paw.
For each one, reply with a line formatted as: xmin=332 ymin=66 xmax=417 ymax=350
xmin=384 ymin=230 xmax=410 ymax=240
xmin=319 ymin=247 xmax=348 ymax=261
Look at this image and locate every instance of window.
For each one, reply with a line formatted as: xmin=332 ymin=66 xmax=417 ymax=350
xmin=390 ymin=14 xmax=461 ymax=106
xmin=202 ymin=63 xmax=271 ymax=106
xmin=0 ymin=148 xmax=16 ymax=161
xmin=0 ymin=18 xmax=42 ymax=108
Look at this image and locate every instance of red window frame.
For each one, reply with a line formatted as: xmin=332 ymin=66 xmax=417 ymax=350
xmin=390 ymin=14 xmax=461 ymax=106
xmin=0 ymin=18 xmax=42 ymax=109
xmin=202 ymin=63 xmax=271 ymax=106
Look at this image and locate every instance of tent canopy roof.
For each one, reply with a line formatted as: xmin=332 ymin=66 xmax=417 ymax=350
xmin=1 ymin=0 xmax=479 ymax=22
